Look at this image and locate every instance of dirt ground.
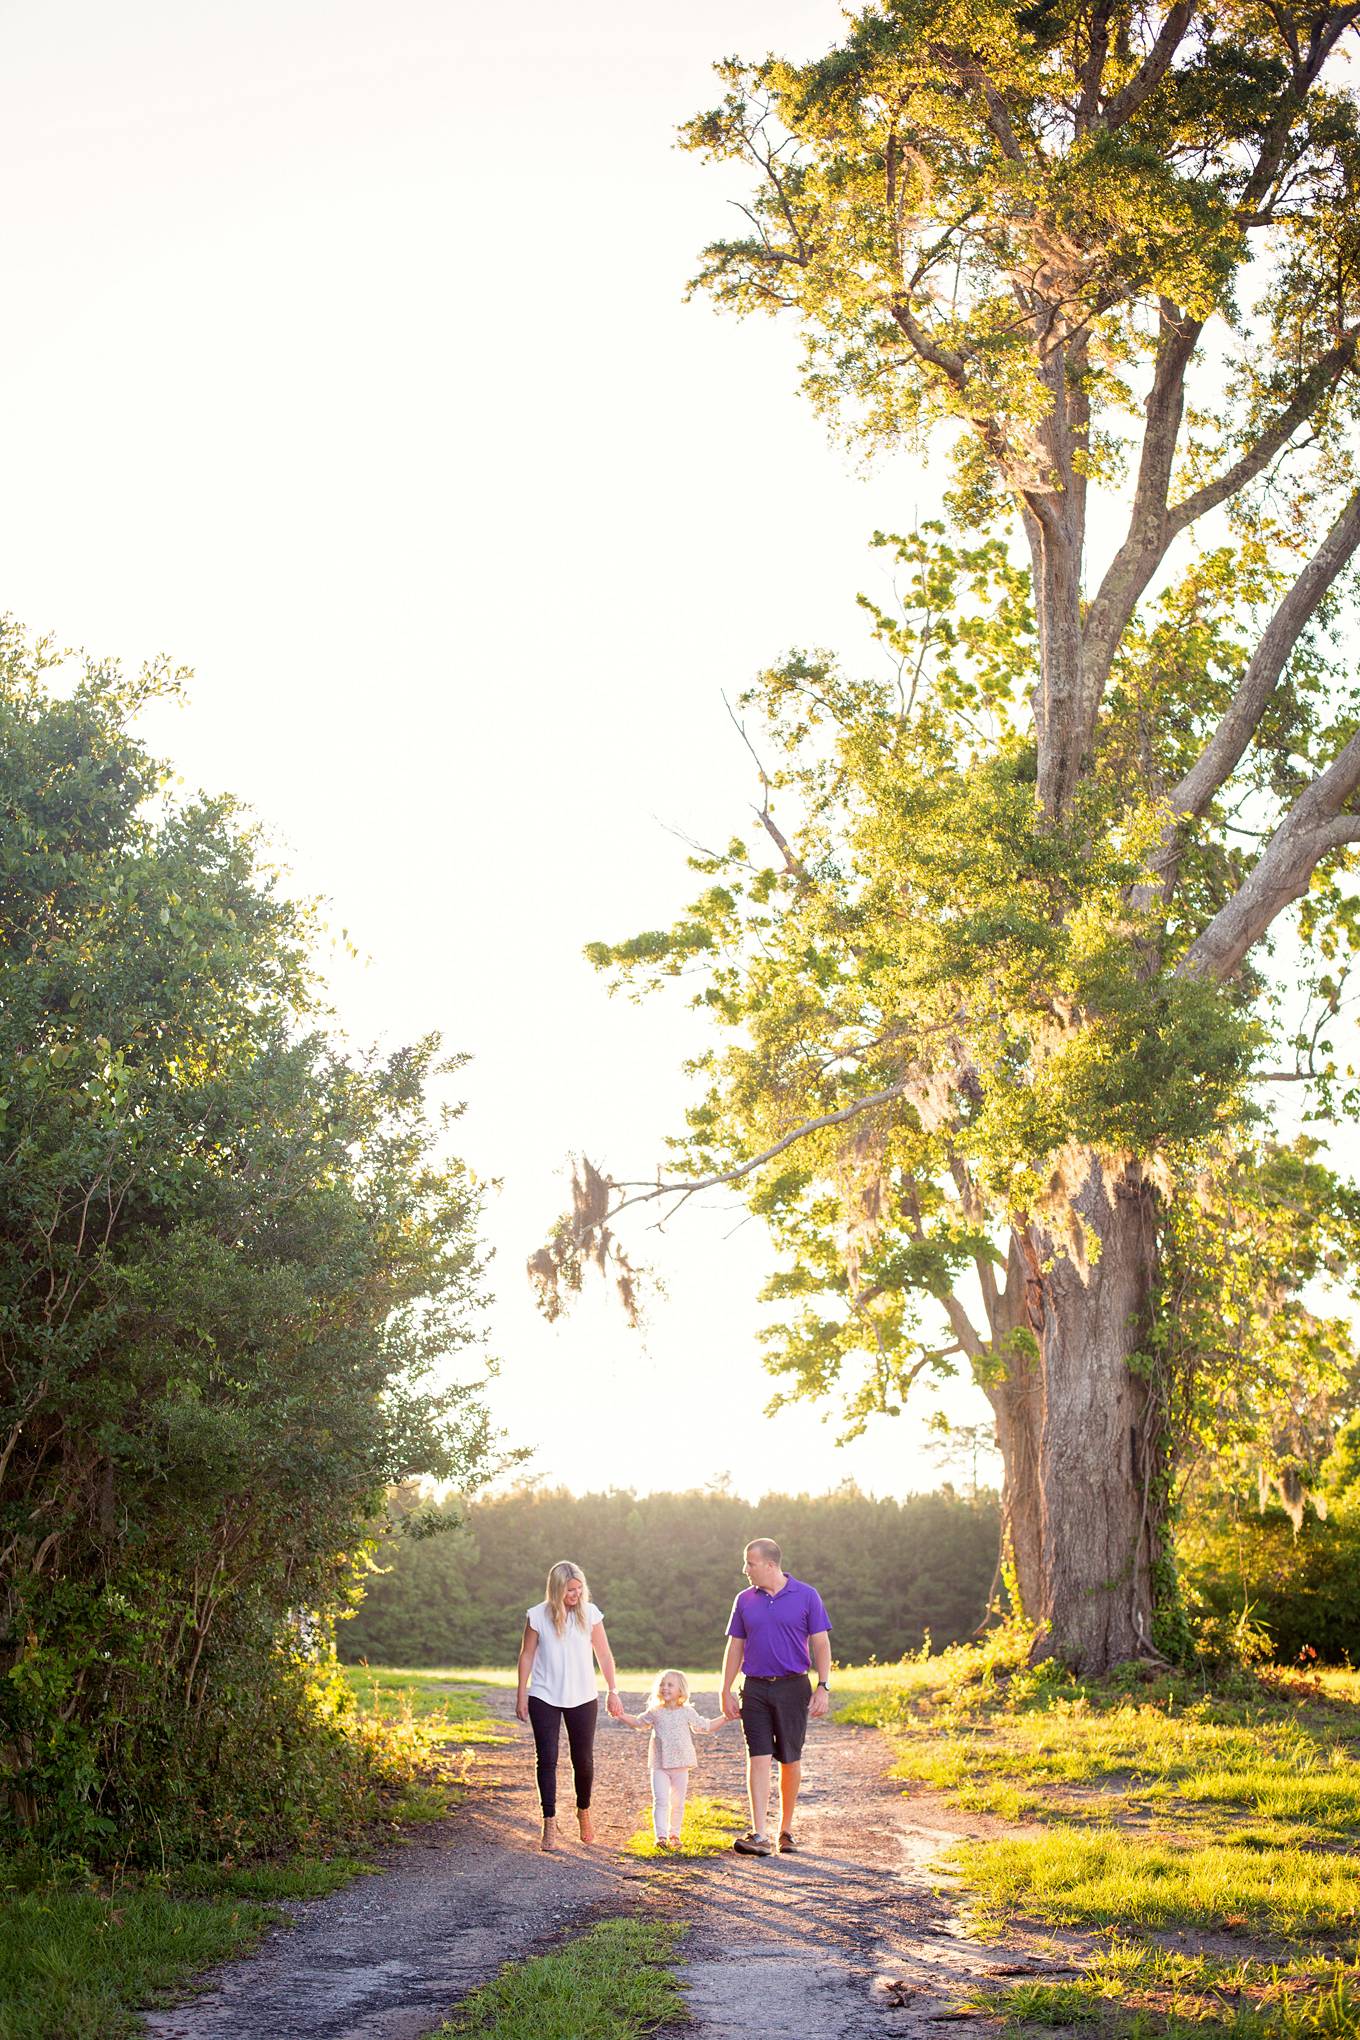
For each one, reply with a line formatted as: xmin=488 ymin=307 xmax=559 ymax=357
xmin=142 ymin=1680 xmax=1046 ymax=2040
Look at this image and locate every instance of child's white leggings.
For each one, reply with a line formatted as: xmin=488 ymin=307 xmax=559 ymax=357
xmin=651 ymin=1765 xmax=689 ymax=1840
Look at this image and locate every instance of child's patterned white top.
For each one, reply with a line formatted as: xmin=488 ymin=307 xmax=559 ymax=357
xmin=640 ymin=1702 xmax=717 ymax=1770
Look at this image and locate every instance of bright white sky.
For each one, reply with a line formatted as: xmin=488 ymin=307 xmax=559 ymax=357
xmin=0 ymin=0 xmax=1005 ymax=1501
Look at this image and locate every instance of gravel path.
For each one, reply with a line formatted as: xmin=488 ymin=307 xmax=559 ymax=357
xmin=142 ymin=1682 xmax=1017 ymax=2040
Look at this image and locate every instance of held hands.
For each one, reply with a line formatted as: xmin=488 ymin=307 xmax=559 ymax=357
xmin=606 ymin=1689 xmax=625 ymax=1720
xmin=721 ymin=1688 xmax=742 ymax=1722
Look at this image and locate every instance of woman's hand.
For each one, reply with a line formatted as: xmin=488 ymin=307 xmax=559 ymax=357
xmin=606 ymin=1688 xmax=625 ymax=1720
xmin=515 ymin=1691 xmax=529 ymax=1723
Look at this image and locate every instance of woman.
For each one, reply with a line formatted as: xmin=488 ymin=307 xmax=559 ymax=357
xmin=516 ymin=1559 xmax=622 ymax=1851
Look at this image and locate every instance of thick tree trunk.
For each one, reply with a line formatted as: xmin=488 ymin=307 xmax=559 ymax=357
xmin=991 ymin=1153 xmax=1161 ymax=1673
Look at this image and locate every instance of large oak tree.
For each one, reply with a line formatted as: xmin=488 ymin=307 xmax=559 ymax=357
xmin=536 ymin=2 xmax=1360 ymax=1672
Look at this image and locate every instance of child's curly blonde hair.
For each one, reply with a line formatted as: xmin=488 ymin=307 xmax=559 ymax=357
xmin=646 ymin=1668 xmax=690 ymax=1709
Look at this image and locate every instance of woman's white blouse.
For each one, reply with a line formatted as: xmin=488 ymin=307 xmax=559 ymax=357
xmin=525 ymin=1600 xmax=603 ymax=1708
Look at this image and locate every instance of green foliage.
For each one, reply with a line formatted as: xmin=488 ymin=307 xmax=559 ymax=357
xmin=585 ymin=525 xmax=1265 ymax=1436
xmin=1159 ymin=1143 xmax=1360 ymax=1522
xmin=679 ymin=5 xmax=1360 ymax=493
xmin=0 ymin=626 xmax=501 ymax=1869
xmin=432 ymin=1918 xmax=686 ymax=2040
xmin=342 ymin=1483 xmax=1000 ymax=1669
xmin=1183 ymin=1502 xmax=1360 ymax=1670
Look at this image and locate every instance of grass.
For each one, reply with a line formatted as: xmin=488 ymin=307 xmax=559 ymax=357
xmin=834 ymin=1633 xmax=1360 ymax=2036
xmin=2 ymin=1669 xmax=506 ymax=2040
xmin=0 ymin=1871 xmax=356 ymax=2040
xmin=622 ymin=1792 xmax=747 ymax=1859
xmin=340 ymin=1664 xmax=510 ymax=1743
xmin=429 ymin=1916 xmax=687 ymax=2038
xmin=956 ymin=1832 xmax=1360 ymax=1938
xmin=965 ymin=1943 xmax=1360 ymax=2037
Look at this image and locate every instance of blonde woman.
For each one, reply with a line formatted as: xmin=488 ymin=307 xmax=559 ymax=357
xmin=515 ymin=1560 xmax=623 ymax=1851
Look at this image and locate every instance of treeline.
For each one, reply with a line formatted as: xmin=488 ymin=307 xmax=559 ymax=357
xmin=0 ymin=635 xmax=497 ymax=1869
xmin=344 ymin=1484 xmax=1001 ymax=1669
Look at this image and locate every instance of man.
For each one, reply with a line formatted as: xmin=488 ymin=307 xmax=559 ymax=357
xmin=721 ymin=1537 xmax=831 ymax=1857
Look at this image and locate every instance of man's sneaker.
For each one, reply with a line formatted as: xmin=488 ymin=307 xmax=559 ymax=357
xmin=778 ymin=1830 xmax=797 ymax=1853
xmin=732 ymin=1831 xmax=773 ymax=1856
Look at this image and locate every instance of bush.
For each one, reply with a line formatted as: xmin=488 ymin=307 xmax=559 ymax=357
xmin=0 ymin=632 xmax=499 ymax=1868
xmin=1182 ymin=1504 xmax=1360 ymax=1666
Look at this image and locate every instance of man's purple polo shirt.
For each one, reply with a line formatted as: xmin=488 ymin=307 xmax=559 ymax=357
xmin=726 ymin=1575 xmax=831 ymax=1677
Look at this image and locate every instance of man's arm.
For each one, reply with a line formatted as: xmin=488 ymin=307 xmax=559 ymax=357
xmin=721 ymin=1634 xmax=744 ymax=1720
xmin=808 ymin=1630 xmax=831 ymax=1718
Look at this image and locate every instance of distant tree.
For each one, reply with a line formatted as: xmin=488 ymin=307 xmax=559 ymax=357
xmin=344 ymin=1484 xmax=1001 ymax=1668
xmin=0 ymin=627 xmax=498 ymax=1859
xmin=537 ymin=4 xmax=1360 ymax=1672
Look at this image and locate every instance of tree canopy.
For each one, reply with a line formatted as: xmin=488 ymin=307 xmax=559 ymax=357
xmin=537 ymin=2 xmax=1360 ymax=1671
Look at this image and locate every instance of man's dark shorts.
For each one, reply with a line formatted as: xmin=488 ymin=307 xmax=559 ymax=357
xmin=739 ymin=1674 xmax=812 ymax=1763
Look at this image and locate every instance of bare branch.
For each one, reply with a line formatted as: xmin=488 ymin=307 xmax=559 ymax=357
xmin=1168 ymin=329 xmax=1359 ymax=535
xmin=1172 ymin=487 xmax=1360 ymax=821
xmin=942 ymin=1292 xmax=988 ymax=1363
xmin=607 ymin=1081 xmax=913 ymax=1217
xmin=1180 ymin=743 xmax=1360 ymax=982
xmin=722 ymin=691 xmax=811 ymax=883
xmin=1075 ymin=2 xmax=1116 ymax=132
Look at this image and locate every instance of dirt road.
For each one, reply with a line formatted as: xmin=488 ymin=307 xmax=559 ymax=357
xmin=143 ymin=1681 xmax=1011 ymax=2040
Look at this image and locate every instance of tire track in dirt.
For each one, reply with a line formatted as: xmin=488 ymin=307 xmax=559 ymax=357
xmin=141 ymin=1682 xmax=1016 ymax=2040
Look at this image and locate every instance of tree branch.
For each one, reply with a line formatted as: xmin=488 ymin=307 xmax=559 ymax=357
xmin=1082 ymin=301 xmax=1204 ymax=694
xmin=1101 ymin=3 xmax=1198 ymax=129
xmin=1171 ymin=487 xmax=1360 ymax=822
xmin=1168 ymin=329 xmax=1359 ymax=536
xmin=606 ymin=1081 xmax=912 ymax=1218
xmin=1180 ymin=741 xmax=1360 ymax=982
xmin=1084 ymin=325 xmax=1358 ymax=708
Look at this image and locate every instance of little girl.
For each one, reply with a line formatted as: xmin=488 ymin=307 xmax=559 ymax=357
xmin=617 ymin=1669 xmax=730 ymax=1847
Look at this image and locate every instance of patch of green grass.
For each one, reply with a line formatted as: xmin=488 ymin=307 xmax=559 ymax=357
xmin=0 ymin=1887 xmax=276 ymax=2040
xmin=340 ymin=1666 xmax=508 ymax=1743
xmin=623 ymin=1793 xmax=747 ymax=1859
xmin=171 ymin=1856 xmax=372 ymax=1899
xmin=954 ymin=1831 xmax=1360 ymax=1939
xmin=834 ymin=1644 xmax=1360 ymax=1845
xmin=835 ymin=1649 xmax=1360 ymax=2033
xmin=430 ymin=1916 xmax=687 ymax=2038
xmin=966 ymin=1940 xmax=1360 ymax=2036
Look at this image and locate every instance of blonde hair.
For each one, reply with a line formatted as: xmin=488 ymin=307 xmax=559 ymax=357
xmin=544 ymin=1560 xmax=590 ymax=1635
xmin=647 ymin=1668 xmax=690 ymax=1709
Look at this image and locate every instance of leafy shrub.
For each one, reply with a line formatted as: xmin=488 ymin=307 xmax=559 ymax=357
xmin=0 ymin=631 xmax=499 ymax=1869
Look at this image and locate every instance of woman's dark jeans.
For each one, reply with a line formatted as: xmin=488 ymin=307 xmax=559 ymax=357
xmin=526 ymin=1695 xmax=597 ymax=1817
